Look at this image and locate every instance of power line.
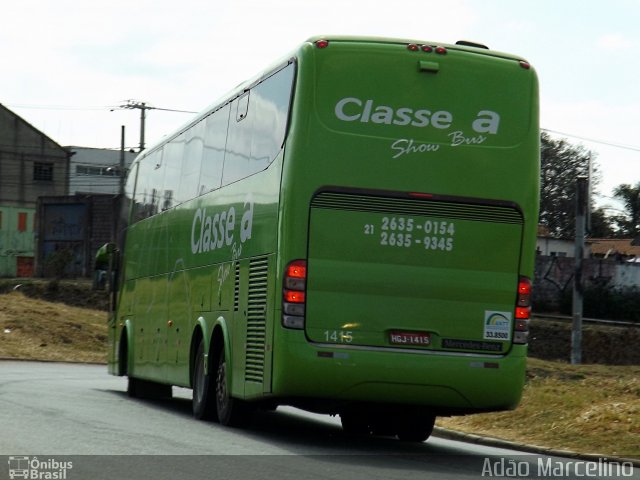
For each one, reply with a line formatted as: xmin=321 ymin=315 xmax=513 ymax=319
xmin=6 ymin=104 xmax=110 ymax=111
xmin=7 ymin=102 xmax=197 ymax=114
xmin=542 ymin=128 xmax=640 ymax=153
xmin=110 ymin=100 xmax=198 ymax=152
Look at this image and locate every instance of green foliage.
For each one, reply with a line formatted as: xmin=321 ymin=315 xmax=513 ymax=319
xmin=539 ymin=132 xmax=598 ymax=239
xmin=612 ymin=182 xmax=640 ymax=237
xmin=589 ymin=207 xmax=616 ymax=238
xmin=45 ymin=249 xmax=74 ymax=279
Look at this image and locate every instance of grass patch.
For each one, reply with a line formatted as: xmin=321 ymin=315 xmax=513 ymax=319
xmin=438 ymin=357 xmax=640 ymax=459
xmin=0 ymin=291 xmax=107 ymax=364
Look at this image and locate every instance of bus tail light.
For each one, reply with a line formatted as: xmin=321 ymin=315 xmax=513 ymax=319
xmin=513 ymin=276 xmax=531 ymax=344
xmin=407 ymin=44 xmax=446 ymax=54
xmin=283 ymin=260 xmax=307 ymax=329
xmin=315 ymin=39 xmax=329 ymax=49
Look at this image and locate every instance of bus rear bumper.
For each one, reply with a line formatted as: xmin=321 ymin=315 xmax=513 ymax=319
xmin=271 ymin=335 xmax=527 ymax=415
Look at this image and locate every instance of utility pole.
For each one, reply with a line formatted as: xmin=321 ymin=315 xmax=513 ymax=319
xmin=119 ymin=125 xmax=126 ymax=196
xmin=571 ymin=176 xmax=589 ymax=365
xmin=120 ymin=100 xmax=152 ymax=152
xmin=112 ymin=100 xmax=196 ymax=152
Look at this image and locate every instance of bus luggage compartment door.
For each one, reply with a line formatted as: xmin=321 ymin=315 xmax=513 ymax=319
xmin=305 ymin=191 xmax=524 ymax=355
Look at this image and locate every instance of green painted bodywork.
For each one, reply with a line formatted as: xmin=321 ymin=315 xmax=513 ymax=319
xmin=108 ymin=37 xmax=539 ymax=415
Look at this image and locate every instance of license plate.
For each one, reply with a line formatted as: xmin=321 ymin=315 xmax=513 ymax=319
xmin=389 ymin=331 xmax=431 ymax=346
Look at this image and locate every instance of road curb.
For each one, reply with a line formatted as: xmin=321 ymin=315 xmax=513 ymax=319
xmin=433 ymin=427 xmax=640 ymax=467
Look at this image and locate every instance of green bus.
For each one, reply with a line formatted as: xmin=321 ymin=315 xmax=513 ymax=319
xmin=107 ymin=36 xmax=539 ymax=442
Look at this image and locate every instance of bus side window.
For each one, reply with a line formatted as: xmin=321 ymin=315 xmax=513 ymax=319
xmin=221 ymin=63 xmax=295 ymax=187
xmin=200 ymin=104 xmax=230 ymax=195
xmin=179 ymin=122 xmax=205 ymax=202
xmin=162 ymin=136 xmax=184 ymax=210
xmin=249 ymin=63 xmax=295 ymax=172
xmin=132 ymin=149 xmax=165 ymax=222
xmin=222 ymin=95 xmax=254 ymax=186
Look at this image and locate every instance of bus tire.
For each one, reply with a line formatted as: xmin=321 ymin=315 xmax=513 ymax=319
xmin=340 ymin=411 xmax=370 ymax=436
xmin=192 ymin=338 xmax=217 ymax=420
xmin=396 ymin=414 xmax=435 ymax=443
xmin=214 ymin=346 xmax=247 ymax=426
xmin=127 ymin=377 xmax=139 ymax=398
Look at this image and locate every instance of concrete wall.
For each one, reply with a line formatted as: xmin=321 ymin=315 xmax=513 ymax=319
xmin=534 ymin=255 xmax=639 ymax=311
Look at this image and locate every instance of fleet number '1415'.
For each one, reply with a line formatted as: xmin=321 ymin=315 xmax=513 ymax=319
xmin=324 ymin=330 xmax=353 ymax=343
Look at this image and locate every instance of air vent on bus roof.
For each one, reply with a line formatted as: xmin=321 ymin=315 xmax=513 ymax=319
xmin=455 ymin=40 xmax=489 ymax=49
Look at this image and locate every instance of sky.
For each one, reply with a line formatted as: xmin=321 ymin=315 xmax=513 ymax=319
xmin=2 ymin=0 xmax=639 ymax=211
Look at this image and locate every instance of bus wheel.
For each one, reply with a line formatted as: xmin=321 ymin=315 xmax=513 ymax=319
xmin=127 ymin=377 xmax=139 ymax=398
xmin=214 ymin=346 xmax=246 ymax=426
xmin=340 ymin=411 xmax=370 ymax=436
xmin=396 ymin=414 xmax=435 ymax=442
xmin=192 ymin=338 xmax=217 ymax=420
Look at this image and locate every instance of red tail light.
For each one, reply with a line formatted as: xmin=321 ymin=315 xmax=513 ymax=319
xmin=513 ymin=276 xmax=531 ymax=344
xmin=284 ymin=290 xmax=305 ymax=303
xmin=283 ymin=259 xmax=307 ymax=329
xmin=287 ymin=260 xmax=307 ymax=279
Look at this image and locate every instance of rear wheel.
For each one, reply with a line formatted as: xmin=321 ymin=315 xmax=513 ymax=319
xmin=340 ymin=411 xmax=371 ymax=436
xmin=396 ymin=414 xmax=436 ymax=442
xmin=215 ymin=346 xmax=247 ymax=426
xmin=192 ymin=338 xmax=217 ymax=420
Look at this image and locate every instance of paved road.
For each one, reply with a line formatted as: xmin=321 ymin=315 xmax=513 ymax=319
xmin=0 ymin=361 xmax=636 ymax=480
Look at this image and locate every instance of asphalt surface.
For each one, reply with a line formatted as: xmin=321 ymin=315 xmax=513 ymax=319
xmin=0 ymin=361 xmax=637 ymax=480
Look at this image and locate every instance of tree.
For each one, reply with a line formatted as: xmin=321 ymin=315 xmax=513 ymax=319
xmin=539 ymin=132 xmax=598 ymax=238
xmin=612 ymin=182 xmax=640 ymax=237
xmin=589 ymin=207 xmax=616 ymax=238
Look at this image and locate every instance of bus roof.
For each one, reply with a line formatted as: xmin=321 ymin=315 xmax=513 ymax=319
xmin=305 ymin=35 xmax=529 ymax=62
xmin=133 ymin=35 xmax=529 ymax=165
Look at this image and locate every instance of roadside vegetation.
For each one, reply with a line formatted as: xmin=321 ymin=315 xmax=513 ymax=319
xmin=0 ymin=284 xmax=638 ymax=459
xmin=437 ymin=358 xmax=640 ymax=459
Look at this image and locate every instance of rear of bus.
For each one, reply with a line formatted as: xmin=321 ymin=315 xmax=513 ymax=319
xmin=273 ymin=38 xmax=539 ymax=424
